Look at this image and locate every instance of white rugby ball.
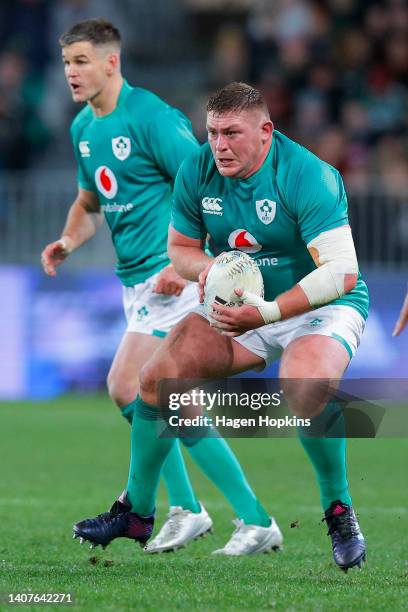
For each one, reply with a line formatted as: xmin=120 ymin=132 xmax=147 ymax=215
xmin=204 ymin=250 xmax=264 ymax=315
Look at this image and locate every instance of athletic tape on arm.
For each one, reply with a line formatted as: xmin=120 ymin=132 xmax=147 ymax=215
xmin=299 ymin=226 xmax=358 ymax=307
xmin=239 ymin=291 xmax=281 ymax=325
xmin=59 ymin=236 xmax=73 ymax=254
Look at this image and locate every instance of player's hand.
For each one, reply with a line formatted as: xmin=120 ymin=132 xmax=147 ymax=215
xmin=209 ymin=288 xmax=265 ymax=336
xmin=393 ymin=291 xmax=408 ymax=337
xmin=198 ymin=256 xmax=219 ymax=303
xmin=41 ymin=238 xmax=73 ymax=276
xmin=153 ymin=265 xmax=188 ymax=296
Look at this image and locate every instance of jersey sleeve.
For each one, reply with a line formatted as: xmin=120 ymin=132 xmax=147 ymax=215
xmin=144 ymin=108 xmax=199 ymax=180
xmin=287 ymin=153 xmax=349 ymax=245
xmin=171 ymin=154 xmax=206 ymax=240
xmin=69 ymin=123 xmax=96 ymax=192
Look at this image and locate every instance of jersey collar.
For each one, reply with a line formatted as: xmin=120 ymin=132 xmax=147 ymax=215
xmin=93 ymin=79 xmax=132 ymax=121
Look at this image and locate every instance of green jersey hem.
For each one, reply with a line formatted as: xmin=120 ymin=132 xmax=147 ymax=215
xmin=118 ymin=257 xmax=169 ymax=287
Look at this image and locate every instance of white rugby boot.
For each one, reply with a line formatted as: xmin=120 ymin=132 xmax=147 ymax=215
xmin=212 ymin=517 xmax=283 ymax=556
xmin=144 ymin=503 xmax=213 ymax=553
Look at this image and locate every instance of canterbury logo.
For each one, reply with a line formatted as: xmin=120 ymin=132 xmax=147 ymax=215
xmin=202 ymin=197 xmax=223 ymax=215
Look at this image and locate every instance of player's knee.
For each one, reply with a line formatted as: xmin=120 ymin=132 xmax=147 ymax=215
xmin=107 ymin=373 xmax=138 ymax=408
xmin=139 ymin=363 xmax=160 ymax=404
xmin=282 ymin=379 xmax=331 ymax=418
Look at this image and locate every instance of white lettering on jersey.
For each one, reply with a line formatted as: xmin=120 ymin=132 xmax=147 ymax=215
xmin=202 ymin=197 xmax=223 ymax=216
xmin=79 ymin=141 xmax=90 ymax=157
xmin=101 ymin=203 xmax=134 ymax=213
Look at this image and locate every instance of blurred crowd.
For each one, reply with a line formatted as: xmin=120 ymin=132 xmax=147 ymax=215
xmin=0 ymin=0 xmax=407 ymax=195
xmin=196 ymin=0 xmax=408 ymax=194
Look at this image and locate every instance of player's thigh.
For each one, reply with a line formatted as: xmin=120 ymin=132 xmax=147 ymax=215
xmin=140 ymin=313 xmax=264 ymax=403
xmin=279 ymin=334 xmax=350 ymax=417
xmin=108 ymin=332 xmax=163 ymax=406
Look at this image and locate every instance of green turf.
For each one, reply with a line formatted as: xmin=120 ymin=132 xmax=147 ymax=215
xmin=0 ymin=396 xmax=407 ymax=611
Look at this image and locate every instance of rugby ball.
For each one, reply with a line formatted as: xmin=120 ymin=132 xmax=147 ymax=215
xmin=204 ymin=251 xmax=264 ymax=315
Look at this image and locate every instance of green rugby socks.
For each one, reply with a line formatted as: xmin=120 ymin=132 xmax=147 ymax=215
xmin=121 ymin=399 xmax=200 ymax=513
xmin=162 ymin=442 xmax=201 ymax=512
xmin=120 ymin=402 xmax=134 ymax=424
xmin=298 ymin=402 xmax=352 ymax=511
xmin=126 ymin=398 xmax=176 ymax=516
xmin=124 ymin=397 xmax=270 ymax=525
xmin=183 ymin=435 xmax=271 ymax=527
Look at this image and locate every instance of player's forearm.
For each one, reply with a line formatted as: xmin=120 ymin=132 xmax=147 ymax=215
xmin=169 ymin=245 xmax=212 ymax=281
xmin=248 ymin=270 xmax=357 ymax=326
xmin=61 ymin=199 xmax=103 ymax=251
xmin=260 ymin=226 xmax=359 ymax=323
xmin=279 ymin=271 xmax=357 ymax=318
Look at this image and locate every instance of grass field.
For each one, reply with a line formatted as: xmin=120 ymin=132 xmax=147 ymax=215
xmin=0 ymin=395 xmax=407 ymax=611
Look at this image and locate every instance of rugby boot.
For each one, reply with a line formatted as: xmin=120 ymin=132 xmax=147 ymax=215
xmin=212 ymin=517 xmax=283 ymax=555
xmin=144 ymin=503 xmax=213 ymax=553
xmin=324 ymin=500 xmax=366 ymax=572
xmin=73 ymin=494 xmax=154 ymax=549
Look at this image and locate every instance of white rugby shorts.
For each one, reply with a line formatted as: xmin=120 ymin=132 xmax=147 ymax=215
xmin=123 ymin=271 xmax=198 ymax=336
xmin=196 ymin=304 xmax=365 ymax=364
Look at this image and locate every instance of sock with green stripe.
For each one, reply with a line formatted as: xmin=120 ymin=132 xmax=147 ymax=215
xmin=121 ymin=398 xmax=200 ymax=513
xmin=183 ymin=433 xmax=270 ymax=527
xmin=298 ymin=401 xmax=352 ymax=512
xmin=126 ymin=397 xmax=176 ymax=516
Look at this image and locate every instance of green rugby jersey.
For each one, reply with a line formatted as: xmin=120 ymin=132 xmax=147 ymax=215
xmin=70 ymin=80 xmax=199 ymax=286
xmin=171 ymin=130 xmax=369 ymax=320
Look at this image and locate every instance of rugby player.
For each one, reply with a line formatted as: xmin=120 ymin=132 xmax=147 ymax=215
xmin=41 ymin=23 xmax=280 ymax=554
xmin=79 ymin=82 xmax=368 ymax=569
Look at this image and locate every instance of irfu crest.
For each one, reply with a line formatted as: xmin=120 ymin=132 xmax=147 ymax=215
xmin=256 ymin=199 xmax=276 ymax=225
xmin=112 ymin=136 xmax=131 ymax=160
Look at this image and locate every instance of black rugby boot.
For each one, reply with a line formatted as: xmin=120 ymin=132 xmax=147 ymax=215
xmin=73 ymin=495 xmax=154 ymax=549
xmin=324 ymin=500 xmax=366 ymax=572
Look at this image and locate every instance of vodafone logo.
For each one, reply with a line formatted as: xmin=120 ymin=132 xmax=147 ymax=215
xmin=95 ymin=166 xmax=118 ymax=199
xmin=228 ymin=229 xmax=262 ymax=253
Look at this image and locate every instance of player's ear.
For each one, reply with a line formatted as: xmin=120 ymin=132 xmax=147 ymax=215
xmin=106 ymin=52 xmax=119 ymax=75
xmin=261 ymin=120 xmax=273 ymax=143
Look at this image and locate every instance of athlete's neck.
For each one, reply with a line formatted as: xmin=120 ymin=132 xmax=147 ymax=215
xmin=89 ymin=75 xmax=124 ymax=117
xmin=242 ymin=135 xmax=273 ymax=179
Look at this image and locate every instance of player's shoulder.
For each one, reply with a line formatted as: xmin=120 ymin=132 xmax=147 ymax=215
xmin=123 ymin=85 xmax=182 ymax=125
xmin=70 ymin=105 xmax=93 ymax=139
xmin=180 ymin=142 xmax=217 ymax=182
xmin=124 ymin=85 xmax=167 ymax=112
xmin=274 ymin=130 xmax=341 ymax=196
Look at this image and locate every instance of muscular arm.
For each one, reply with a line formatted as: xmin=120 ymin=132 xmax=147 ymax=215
xmin=211 ymin=225 xmax=359 ymax=335
xmin=41 ymin=188 xmax=103 ymax=276
xmin=168 ymin=226 xmax=211 ymax=282
xmin=60 ymin=188 xmax=103 ymax=251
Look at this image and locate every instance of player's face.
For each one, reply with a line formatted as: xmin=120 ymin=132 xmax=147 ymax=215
xmin=206 ymin=109 xmax=273 ymax=179
xmin=62 ymin=41 xmax=114 ymax=103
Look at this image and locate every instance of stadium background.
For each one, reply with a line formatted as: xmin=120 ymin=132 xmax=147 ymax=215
xmin=0 ymin=0 xmax=407 ymax=399
xmin=0 ymin=2 xmax=407 ymax=609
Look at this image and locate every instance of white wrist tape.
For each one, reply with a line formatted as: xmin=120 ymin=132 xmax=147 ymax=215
xmin=239 ymin=290 xmax=281 ymax=324
xmin=299 ymin=226 xmax=358 ymax=307
xmin=59 ymin=237 xmax=73 ymax=254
